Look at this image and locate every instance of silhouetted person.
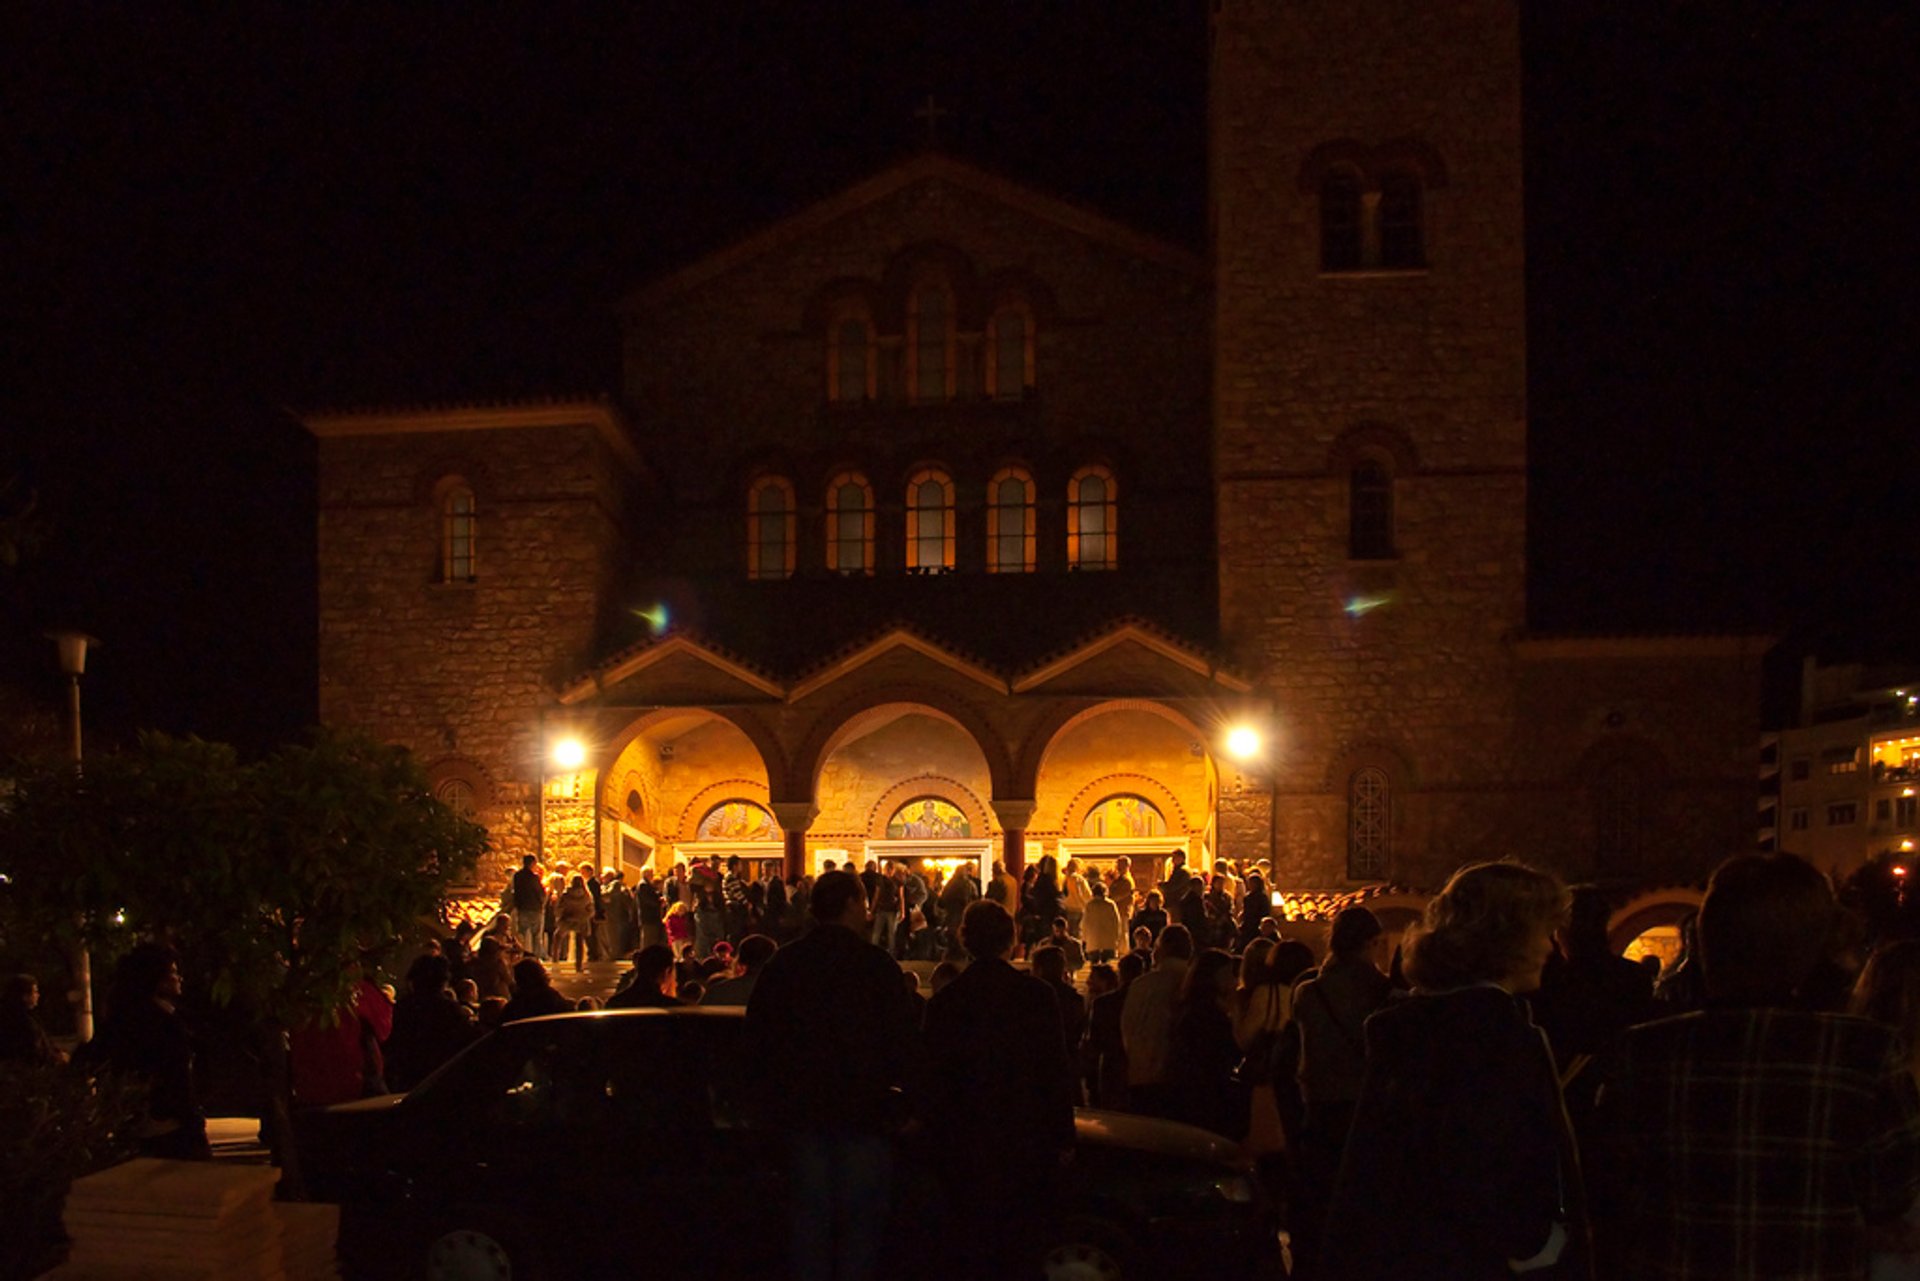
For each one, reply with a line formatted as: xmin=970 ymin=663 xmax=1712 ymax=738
xmin=701 ymin=933 xmax=777 ymax=1006
xmin=79 ymin=943 xmax=209 ymax=1159
xmin=923 ymin=899 xmax=1076 ymax=1281
xmin=1594 ymin=853 xmax=1920 ymax=1279
xmin=1121 ymin=923 xmax=1193 ymax=1118
xmin=607 ymin=944 xmax=683 ymax=1008
xmin=1169 ymin=948 xmax=1250 ymax=1139
xmin=0 ymin=973 xmax=62 ymax=1065
xmin=743 ymin=870 xmax=919 ymax=1281
xmin=384 ymin=954 xmax=477 ymax=1091
xmin=1528 ymin=885 xmax=1654 ymax=1129
xmin=1085 ymin=952 xmax=1144 ymax=1110
xmin=501 ymin=958 xmax=573 ymax=1022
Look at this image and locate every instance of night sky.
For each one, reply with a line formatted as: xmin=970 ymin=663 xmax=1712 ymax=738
xmin=3 ymin=3 xmax=1915 ymax=749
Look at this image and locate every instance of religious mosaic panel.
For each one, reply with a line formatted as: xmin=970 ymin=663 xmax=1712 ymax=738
xmin=886 ymin=797 xmax=971 ymax=840
xmin=1081 ymin=794 xmax=1168 ymax=838
xmin=695 ymin=799 xmax=781 ymax=841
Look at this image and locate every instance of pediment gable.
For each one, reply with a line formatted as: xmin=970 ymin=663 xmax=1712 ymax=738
xmin=560 ymin=634 xmax=783 ymax=706
xmin=622 ymin=153 xmax=1202 ymax=310
xmin=787 ymin=627 xmax=1007 ymax=704
xmin=1013 ymin=623 xmax=1251 ymax=698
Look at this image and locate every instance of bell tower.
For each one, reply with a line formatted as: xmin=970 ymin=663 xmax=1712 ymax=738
xmin=1209 ymin=1 xmax=1529 ymax=878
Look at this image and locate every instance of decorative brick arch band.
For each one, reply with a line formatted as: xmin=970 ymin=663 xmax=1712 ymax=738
xmin=864 ymin=775 xmax=993 ymax=842
xmin=1058 ymin=773 xmax=1190 ymax=839
xmin=675 ymin=778 xmax=776 ymax=843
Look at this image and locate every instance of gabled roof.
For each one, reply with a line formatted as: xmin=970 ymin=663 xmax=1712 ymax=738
xmin=787 ymin=622 xmax=1008 ymax=703
xmin=298 ymin=395 xmax=648 ymax=479
xmin=1014 ymin=616 xmax=1253 ymax=694
xmin=559 ymin=631 xmax=783 ymax=705
xmin=621 ymin=152 xmax=1204 ymax=310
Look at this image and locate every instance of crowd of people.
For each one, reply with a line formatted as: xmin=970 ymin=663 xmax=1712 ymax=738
xmin=10 ymin=844 xmax=1920 ymax=1279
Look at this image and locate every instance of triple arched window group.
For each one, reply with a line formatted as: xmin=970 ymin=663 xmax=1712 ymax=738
xmin=748 ymin=465 xmax=1115 ymax=579
xmin=827 ymin=286 xmax=1035 ymax=405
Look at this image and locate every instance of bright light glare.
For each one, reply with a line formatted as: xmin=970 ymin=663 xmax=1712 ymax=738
xmin=1226 ymin=726 xmax=1263 ymax=761
xmin=552 ymin=738 xmax=587 ymax=770
xmin=632 ymin=602 xmax=671 ymax=635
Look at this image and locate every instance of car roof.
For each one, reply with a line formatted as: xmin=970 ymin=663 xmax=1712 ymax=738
xmin=511 ymin=1006 xmax=746 ymax=1027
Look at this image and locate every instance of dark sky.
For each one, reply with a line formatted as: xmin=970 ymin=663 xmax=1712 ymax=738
xmin=3 ymin=2 xmax=1915 ymax=747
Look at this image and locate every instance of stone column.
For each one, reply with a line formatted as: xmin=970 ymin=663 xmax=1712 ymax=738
xmin=770 ymin=802 xmax=818 ymax=883
xmin=990 ymin=798 xmax=1037 ymax=878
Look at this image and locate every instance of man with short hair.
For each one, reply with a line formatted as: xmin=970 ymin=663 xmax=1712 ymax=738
xmin=1120 ymin=923 xmax=1193 ymax=1118
xmin=924 ymin=900 xmax=1077 ymax=1280
xmin=509 ymin=854 xmax=547 ymax=959
xmin=606 ymin=944 xmax=682 ymax=1008
xmin=744 ymin=870 xmax=920 ymax=1281
xmin=1596 ymin=853 xmax=1920 ymax=1279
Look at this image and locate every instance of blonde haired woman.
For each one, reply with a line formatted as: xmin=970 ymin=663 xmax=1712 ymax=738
xmin=1320 ymin=862 xmax=1585 ymax=1280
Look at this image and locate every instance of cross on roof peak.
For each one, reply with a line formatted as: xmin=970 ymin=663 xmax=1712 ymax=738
xmin=914 ymin=93 xmax=951 ymax=147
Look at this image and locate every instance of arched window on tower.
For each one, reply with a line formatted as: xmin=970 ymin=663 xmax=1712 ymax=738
xmin=909 ymin=283 xmax=953 ymax=403
xmin=1348 ymin=459 xmax=1395 ymax=560
xmin=1347 ymin=767 xmax=1390 ymax=880
xmin=441 ymin=483 xmax=477 ymax=582
xmin=828 ymin=308 xmax=876 ymax=403
xmin=1320 ymin=168 xmax=1364 ymax=272
xmin=1378 ymin=170 xmax=1425 ymax=269
xmin=1068 ymin=466 xmax=1118 ymax=571
xmin=986 ymin=467 xmax=1036 ymax=573
xmin=747 ymin=477 xmax=796 ymax=580
xmin=905 ymin=468 xmax=955 ymax=572
xmin=824 ymin=471 xmax=875 ymax=575
xmin=987 ymin=302 xmax=1034 ymax=400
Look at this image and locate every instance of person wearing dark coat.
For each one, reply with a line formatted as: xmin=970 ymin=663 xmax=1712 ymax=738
xmin=1320 ymin=863 xmax=1584 ymax=1281
xmin=923 ymin=899 xmax=1077 ymax=1281
xmin=78 ymin=943 xmax=209 ymax=1160
xmin=743 ymin=871 xmax=919 ymax=1281
xmin=606 ymin=944 xmax=685 ymax=1009
xmin=384 ymin=954 xmax=478 ymax=1091
xmin=0 ymin=973 xmax=62 ymax=1065
xmin=500 ymin=959 xmax=573 ymax=1023
xmin=1169 ymin=949 xmax=1249 ymax=1140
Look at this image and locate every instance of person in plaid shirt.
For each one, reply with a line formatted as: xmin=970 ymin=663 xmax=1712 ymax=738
xmin=1595 ymin=853 xmax=1920 ymax=1279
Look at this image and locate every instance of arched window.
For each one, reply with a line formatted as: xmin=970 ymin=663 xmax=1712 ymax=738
xmin=828 ymin=310 xmax=876 ymax=403
xmin=1378 ymin=171 xmax=1424 ymax=269
xmin=986 ymin=467 xmax=1035 ymax=573
xmin=905 ymin=468 xmax=955 ymax=572
xmin=1347 ymin=767 xmax=1390 ymax=879
xmin=1068 ymin=466 xmax=1117 ymax=571
xmin=441 ymin=484 xmax=477 ymax=582
xmin=747 ymin=477 xmax=796 ymax=580
xmin=1348 ymin=459 xmax=1395 ymax=560
xmin=1320 ymin=169 xmax=1364 ymax=272
xmin=824 ymin=471 xmax=875 ymax=575
xmin=909 ymin=283 xmax=953 ymax=403
xmin=987 ymin=303 xmax=1034 ymax=400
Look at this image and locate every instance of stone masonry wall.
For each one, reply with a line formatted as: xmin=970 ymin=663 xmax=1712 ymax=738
xmin=1212 ymin=0 xmax=1531 ymax=880
xmin=316 ymin=421 xmax=629 ymax=880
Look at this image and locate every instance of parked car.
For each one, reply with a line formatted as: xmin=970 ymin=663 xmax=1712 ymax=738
xmin=299 ymin=1007 xmax=1283 ymax=1280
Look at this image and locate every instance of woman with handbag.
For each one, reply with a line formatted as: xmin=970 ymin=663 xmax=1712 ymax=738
xmin=1231 ymin=939 xmax=1290 ymax=1159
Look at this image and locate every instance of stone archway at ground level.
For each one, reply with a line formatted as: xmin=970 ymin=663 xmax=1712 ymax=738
xmin=1608 ymin=887 xmax=1705 ymax=970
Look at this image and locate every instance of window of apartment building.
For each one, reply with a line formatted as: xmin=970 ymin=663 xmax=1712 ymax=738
xmin=1826 ymin=747 xmax=1860 ymax=775
xmin=1827 ymin=803 xmax=1858 ymax=826
xmin=1900 ymin=795 xmax=1919 ymax=828
xmin=1878 ymin=799 xmax=1893 ymax=823
xmin=1788 ymin=807 xmax=1810 ymax=832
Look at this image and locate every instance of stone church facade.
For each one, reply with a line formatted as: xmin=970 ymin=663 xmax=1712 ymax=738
xmin=304 ymin=1 xmax=1765 ymax=907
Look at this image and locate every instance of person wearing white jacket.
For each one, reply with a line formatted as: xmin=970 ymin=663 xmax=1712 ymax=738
xmin=1081 ymin=879 xmax=1125 ymax=963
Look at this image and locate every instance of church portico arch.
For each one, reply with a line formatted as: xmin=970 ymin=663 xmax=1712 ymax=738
xmin=1030 ymin=700 xmax=1219 ymax=885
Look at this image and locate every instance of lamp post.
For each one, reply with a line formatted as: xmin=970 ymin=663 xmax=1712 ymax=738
xmin=45 ymin=629 xmax=98 ymax=1042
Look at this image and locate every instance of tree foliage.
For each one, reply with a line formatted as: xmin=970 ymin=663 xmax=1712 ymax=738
xmin=0 ymin=729 xmax=486 ymax=1027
